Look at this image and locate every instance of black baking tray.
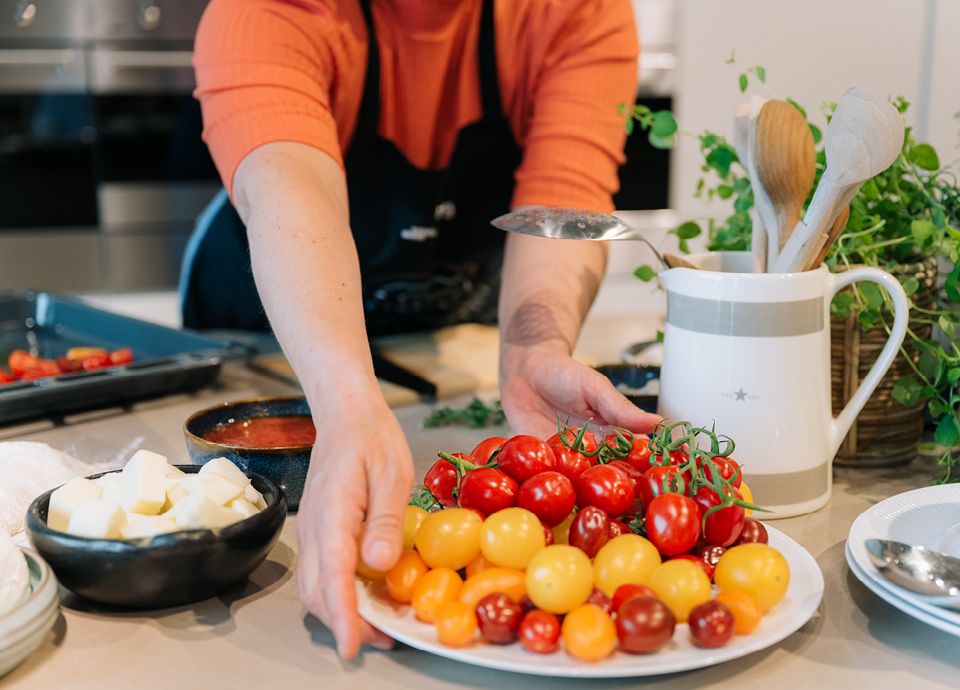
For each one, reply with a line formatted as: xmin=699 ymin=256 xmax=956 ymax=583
xmin=0 ymin=290 xmax=239 ymax=425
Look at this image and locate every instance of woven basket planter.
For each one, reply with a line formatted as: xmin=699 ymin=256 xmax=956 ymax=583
xmin=831 ymin=257 xmax=939 ymax=467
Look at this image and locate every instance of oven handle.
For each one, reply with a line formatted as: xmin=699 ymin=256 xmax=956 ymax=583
xmin=98 ymin=51 xmax=195 ymax=70
xmin=0 ymin=49 xmax=86 ymax=93
xmin=0 ymin=49 xmax=79 ymax=67
xmin=89 ymin=49 xmax=195 ymax=94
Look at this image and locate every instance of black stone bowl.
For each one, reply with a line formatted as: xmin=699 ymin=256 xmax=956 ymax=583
xmin=183 ymin=396 xmax=312 ymax=510
xmin=593 ymin=364 xmax=660 ymax=413
xmin=26 ymin=465 xmax=286 ymax=609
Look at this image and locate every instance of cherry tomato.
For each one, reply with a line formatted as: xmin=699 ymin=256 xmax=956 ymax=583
xmin=605 ymin=433 xmax=653 ymax=474
xmin=0 ymin=370 xmax=12 ymax=384
xmin=423 ymin=459 xmax=459 ymax=508
xmin=385 ymin=551 xmax=429 ymax=603
xmin=607 ymin=519 xmax=631 ymax=538
xmin=412 ymin=567 xmax=463 ymax=623
xmin=525 ymin=545 xmax=594 ymax=614
xmin=715 ymin=590 xmax=761 ymax=635
xmin=549 ymin=442 xmax=594 ymax=481
xmin=639 ymin=465 xmax=682 ymax=508
xmin=700 ymin=455 xmax=742 ymax=488
xmin=607 ymin=460 xmax=643 ymax=492
xmin=561 ymin=604 xmax=617 ymax=661
xmin=479 ymin=507 xmax=545 ymax=569
xmin=543 ymin=522 xmax=555 ymax=545
xmin=403 ymin=505 xmax=428 ymax=551
xmin=593 ymin=534 xmax=661 ymax=596
xmin=740 ymin=481 xmax=755 ymax=516
xmin=669 ymin=554 xmax=713 ymax=580
xmin=459 ymin=567 xmax=526 ymax=609
xmin=458 ymin=467 xmax=518 ymax=515
xmin=688 ymin=600 xmax=735 ymax=649
xmin=612 ymin=583 xmax=656 ymax=613
xmin=648 ymin=559 xmax=712 ymax=623
xmin=551 ymin=511 xmax=576 ymax=545
xmin=475 ymin=592 xmax=523 ymax=644
xmin=415 ymin=508 xmax=482 ymax=569
xmin=82 ymin=353 xmax=112 ymax=371
xmin=496 ymin=435 xmax=556 ymax=483
xmin=574 ymin=464 xmax=635 ymax=517
xmin=645 ymin=493 xmax=701 ymax=556
xmin=471 ymin=436 xmax=507 ymax=464
xmin=693 ymin=486 xmax=745 ymax=547
xmin=8 ymin=350 xmax=47 ymax=377
xmin=465 ymin=552 xmax=493 ymax=578
xmin=586 ymin=587 xmax=613 ymax=614
xmin=435 ymin=600 xmax=477 ymax=647
xmin=55 ymin=357 xmax=82 ymax=374
xmin=547 ymin=427 xmax=599 ymax=455
xmin=568 ymin=506 xmax=609 ymax=557
xmin=109 ymin=347 xmax=133 ymax=366
xmin=734 ymin=518 xmax=769 ymax=545
xmin=714 ymin=543 xmax=790 ymax=613
xmin=615 ymin=595 xmax=676 ymax=654
xmin=519 ymin=609 xmax=561 ymax=654
xmin=517 ymin=471 xmax=576 ymax=527
xmin=690 ymin=543 xmax=726 ymax=579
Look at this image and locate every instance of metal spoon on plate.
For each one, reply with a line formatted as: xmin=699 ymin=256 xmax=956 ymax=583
xmin=865 ymin=538 xmax=960 ymax=610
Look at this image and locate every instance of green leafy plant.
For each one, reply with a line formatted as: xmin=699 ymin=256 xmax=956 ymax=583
xmin=423 ymin=398 xmax=506 ymax=429
xmin=624 ymin=67 xmax=960 ymax=482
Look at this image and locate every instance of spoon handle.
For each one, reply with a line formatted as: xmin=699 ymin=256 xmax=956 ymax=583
xmin=773 ymin=173 xmax=844 ymax=272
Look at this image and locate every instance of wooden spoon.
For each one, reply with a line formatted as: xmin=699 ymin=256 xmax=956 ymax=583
xmin=773 ymin=88 xmax=904 ymax=273
xmin=664 ymin=253 xmax=697 ymax=269
xmin=754 ymin=100 xmax=817 ymax=256
xmin=806 ymin=205 xmax=850 ymax=270
xmin=733 ymin=96 xmax=772 ymax=272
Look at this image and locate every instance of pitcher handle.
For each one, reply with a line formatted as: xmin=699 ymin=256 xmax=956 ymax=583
xmin=828 ymin=267 xmax=909 ymax=456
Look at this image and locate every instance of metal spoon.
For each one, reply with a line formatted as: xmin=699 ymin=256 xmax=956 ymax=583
xmin=865 ymin=538 xmax=960 ymax=609
xmin=491 ymin=206 xmax=670 ymax=269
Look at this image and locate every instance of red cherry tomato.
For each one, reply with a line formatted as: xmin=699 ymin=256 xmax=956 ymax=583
xmin=699 ymin=456 xmax=742 ymax=488
xmin=607 ymin=519 xmax=631 ymax=539
xmin=519 ymin=610 xmax=561 ymax=654
xmin=55 ymin=357 xmax=82 ymax=374
xmin=605 ymin=434 xmax=653 ymax=474
xmin=543 ymin=522 xmax=555 ymax=545
xmin=568 ymin=506 xmax=610 ymax=557
xmin=669 ymin=553 xmax=714 ymax=580
xmin=0 ymin=370 xmax=13 ymax=384
xmin=475 ymin=592 xmax=523 ymax=644
xmin=688 ymin=600 xmax=735 ymax=649
xmin=547 ymin=427 xmax=599 ymax=455
xmin=612 ymin=584 xmax=656 ymax=613
xmin=734 ymin=518 xmax=769 ymax=545
xmin=645 ymin=493 xmax=701 ymax=556
xmin=693 ymin=486 xmax=745 ymax=547
xmin=109 ymin=347 xmax=133 ymax=366
xmin=82 ymin=353 xmax=113 ymax=371
xmin=471 ymin=436 xmax=507 ymax=464
xmin=458 ymin=467 xmax=518 ymax=515
xmin=424 ymin=459 xmax=458 ymax=508
xmin=8 ymin=350 xmax=37 ymax=377
xmin=639 ymin=465 xmax=682 ymax=508
xmin=496 ymin=435 xmax=556 ymax=484
xmin=615 ymin=595 xmax=676 ymax=654
xmin=549 ymin=443 xmax=594 ymax=481
xmin=517 ymin=471 xmax=576 ymax=527
xmin=690 ymin=543 xmax=726 ymax=579
xmin=586 ymin=587 xmax=613 ymax=614
xmin=574 ymin=464 xmax=635 ymax=517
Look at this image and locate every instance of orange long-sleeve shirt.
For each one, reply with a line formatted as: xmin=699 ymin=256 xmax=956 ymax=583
xmin=194 ymin=0 xmax=638 ymax=212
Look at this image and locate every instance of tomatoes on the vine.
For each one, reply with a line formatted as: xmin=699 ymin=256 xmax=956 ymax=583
xmin=424 ymin=459 xmax=458 ymax=508
xmin=574 ymin=464 xmax=635 ymax=517
xmin=547 ymin=427 xmax=599 ymax=455
xmin=645 ymin=493 xmax=701 ymax=556
xmin=497 ymin=435 xmax=556 ymax=483
xmin=693 ymin=486 xmax=745 ymax=547
xmin=458 ymin=467 xmax=518 ymax=516
xmin=471 ymin=436 xmax=507 ymax=464
xmin=700 ymin=456 xmax=742 ymax=488
xmin=605 ymin=434 xmax=653 ymax=474
xmin=568 ymin=506 xmax=609 ymax=557
xmin=638 ymin=465 xmax=683 ymax=508
xmin=550 ymin=443 xmax=594 ymax=481
xmin=517 ymin=471 xmax=576 ymax=527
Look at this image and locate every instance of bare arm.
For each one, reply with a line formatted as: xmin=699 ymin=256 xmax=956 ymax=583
xmin=233 ymin=142 xmax=411 ymax=659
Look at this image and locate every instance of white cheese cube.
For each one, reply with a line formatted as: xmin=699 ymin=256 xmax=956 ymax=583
xmin=66 ymin=500 xmax=127 ymax=539
xmin=199 ymin=458 xmax=251 ymax=488
xmin=228 ymin=498 xmax=259 ymax=519
xmin=121 ymin=450 xmax=168 ymax=515
xmin=121 ymin=514 xmax=179 ymax=540
xmin=181 ymin=473 xmax=244 ymax=506
xmin=93 ymin=473 xmax=123 ymax=505
xmin=0 ymin=532 xmax=29 ymax=617
xmin=166 ymin=464 xmax=186 ymax=479
xmin=48 ymin=477 xmax=102 ymax=531
xmin=244 ymin=484 xmax=268 ymax=510
xmin=160 ymin=478 xmax=189 ymax=513
xmin=167 ymin=494 xmax=241 ymax=530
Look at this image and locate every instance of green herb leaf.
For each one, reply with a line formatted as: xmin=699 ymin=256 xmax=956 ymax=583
xmin=908 ymin=143 xmax=940 ymax=171
xmin=738 ymin=73 xmax=748 ymax=92
xmin=930 ymin=400 xmax=948 ymax=417
xmin=859 ymin=282 xmax=884 ymax=309
xmin=656 ymin=329 xmax=665 ymax=343
xmin=946 ymin=263 xmax=960 ymax=303
xmin=939 ymin=314 xmax=957 ymax=339
xmin=935 ymin=414 xmax=960 ymax=447
xmin=755 ymin=65 xmax=766 ymax=83
xmin=423 ymin=398 xmax=506 ymax=429
xmin=716 ymin=185 xmax=734 ymax=199
xmin=787 ymin=99 xmax=807 ymax=118
xmin=651 ymin=110 xmax=678 ymax=138
xmin=892 ymin=376 xmax=922 ymax=406
xmin=919 ymin=349 xmax=942 ymax=383
xmin=706 ymin=146 xmax=735 ymax=178
xmin=948 ymin=367 xmax=960 ymax=384
xmin=634 ymin=265 xmax=657 ymax=282
xmin=831 ymin=292 xmax=855 ymax=318
xmin=901 ymin=277 xmax=920 ymax=295
xmin=648 ymin=132 xmax=676 ymax=150
xmin=674 ymin=222 xmax=702 ymax=240
xmin=809 ymin=124 xmax=822 ymax=144
xmin=624 ymin=117 xmax=634 ymax=135
xmin=911 ymin=219 xmax=936 ymax=248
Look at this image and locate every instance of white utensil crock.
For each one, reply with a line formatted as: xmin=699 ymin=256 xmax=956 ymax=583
xmin=658 ymin=252 xmax=909 ymax=518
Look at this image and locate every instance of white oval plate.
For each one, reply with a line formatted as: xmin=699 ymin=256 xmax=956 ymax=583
xmin=846 ymin=483 xmax=960 ymax=629
xmin=356 ymin=525 xmax=824 ymax=678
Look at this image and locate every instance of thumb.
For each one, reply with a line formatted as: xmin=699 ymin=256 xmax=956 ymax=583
xmin=585 ymin=370 xmax=662 ymax=433
xmin=361 ymin=458 xmax=412 ymax=572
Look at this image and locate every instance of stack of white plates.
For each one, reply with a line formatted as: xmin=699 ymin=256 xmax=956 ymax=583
xmin=846 ymin=483 xmax=960 ymax=637
xmin=0 ymin=549 xmax=59 ymax=677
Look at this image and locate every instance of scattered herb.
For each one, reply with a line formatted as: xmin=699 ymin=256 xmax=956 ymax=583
xmin=423 ymin=398 xmax=506 ymax=429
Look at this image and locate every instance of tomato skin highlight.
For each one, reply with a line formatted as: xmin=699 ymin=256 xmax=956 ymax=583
xmin=517 ymin=471 xmax=576 ymax=527
xmin=568 ymin=506 xmax=610 ymax=558
xmin=424 ymin=459 xmax=459 ymax=508
xmin=690 ymin=543 xmax=726 ymax=580
xmin=496 ymin=435 xmax=556 ymax=483
xmin=615 ymin=595 xmax=676 ymax=654
xmin=519 ymin=610 xmax=561 ymax=654
xmin=645 ymin=493 xmax=701 ymax=556
xmin=458 ymin=467 xmax=518 ymax=515
xmin=471 ymin=436 xmax=508 ymax=464
xmin=574 ymin=464 xmax=635 ymax=517
xmin=688 ymin=600 xmax=735 ymax=649
xmin=475 ymin=592 xmax=523 ymax=644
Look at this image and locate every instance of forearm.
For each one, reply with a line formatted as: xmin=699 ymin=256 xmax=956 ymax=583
xmin=233 ymin=143 xmax=379 ymax=410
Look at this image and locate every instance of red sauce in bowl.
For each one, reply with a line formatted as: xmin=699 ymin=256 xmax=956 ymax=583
xmin=202 ymin=416 xmax=316 ymax=448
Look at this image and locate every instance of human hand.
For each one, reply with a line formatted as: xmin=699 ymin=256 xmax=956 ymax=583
xmin=296 ymin=385 xmax=413 ymax=659
xmin=500 ymin=343 xmax=661 ymax=438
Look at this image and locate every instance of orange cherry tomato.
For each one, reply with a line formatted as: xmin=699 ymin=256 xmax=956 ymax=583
xmin=715 ymin=590 xmax=762 ymax=635
xmin=411 ymin=567 xmax=463 ymax=623
xmin=435 ymin=601 xmax=478 ymax=647
xmin=458 ymin=567 xmax=526 ymax=610
xmin=385 ymin=551 xmax=429 ymax=604
xmin=465 ymin=552 xmax=494 ymax=579
xmin=561 ymin=604 xmax=617 ymax=662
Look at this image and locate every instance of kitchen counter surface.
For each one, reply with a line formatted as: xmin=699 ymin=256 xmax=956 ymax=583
xmin=4 ymin=320 xmax=960 ymax=689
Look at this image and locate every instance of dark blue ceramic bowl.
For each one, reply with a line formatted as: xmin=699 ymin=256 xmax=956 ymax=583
xmin=593 ymin=364 xmax=660 ymax=413
xmin=184 ymin=396 xmax=312 ymax=510
xmin=26 ymin=466 xmax=286 ymax=609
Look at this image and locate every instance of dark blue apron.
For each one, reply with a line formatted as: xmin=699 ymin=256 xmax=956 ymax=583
xmin=181 ymin=0 xmax=521 ymax=336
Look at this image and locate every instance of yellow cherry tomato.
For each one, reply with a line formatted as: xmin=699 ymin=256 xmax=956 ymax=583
xmin=415 ymin=508 xmax=482 ymax=570
xmin=385 ymin=550 xmax=429 ymax=604
xmin=561 ymin=604 xmax=617 ymax=662
xmin=648 ymin=559 xmax=712 ymax=623
xmin=403 ymin=505 xmax=429 ymax=551
xmin=411 ymin=567 xmax=463 ymax=623
xmin=435 ymin=601 xmax=478 ymax=647
xmin=479 ymin=507 xmax=546 ymax=570
xmin=714 ymin=543 xmax=790 ymax=613
xmin=715 ymin=590 xmax=762 ymax=635
xmin=739 ymin=481 xmax=754 ymax=517
xmin=592 ymin=534 xmax=661 ymax=596
xmin=552 ymin=511 xmax=576 ymax=545
xmin=459 ymin=567 xmax=527 ymax=610
xmin=525 ymin=545 xmax=593 ymax=614
xmin=355 ymin=523 xmax=386 ymax=580
xmin=465 ymin=552 xmax=493 ymax=578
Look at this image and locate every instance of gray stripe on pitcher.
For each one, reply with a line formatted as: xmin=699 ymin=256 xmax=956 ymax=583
xmin=666 ymin=293 xmax=824 ymax=337
xmin=746 ymin=465 xmax=829 ymax=506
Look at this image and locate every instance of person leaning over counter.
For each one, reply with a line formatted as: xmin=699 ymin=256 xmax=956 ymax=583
xmin=189 ymin=0 xmax=659 ymax=659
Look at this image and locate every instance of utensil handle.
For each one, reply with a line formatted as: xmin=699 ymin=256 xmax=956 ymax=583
xmin=827 ymin=267 xmax=909 ymax=456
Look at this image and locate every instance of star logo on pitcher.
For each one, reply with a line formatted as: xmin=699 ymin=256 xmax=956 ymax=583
xmin=734 ymin=388 xmax=748 ymax=401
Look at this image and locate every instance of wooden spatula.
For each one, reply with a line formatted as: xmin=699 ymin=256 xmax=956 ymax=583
xmin=806 ymin=205 xmax=850 ymax=270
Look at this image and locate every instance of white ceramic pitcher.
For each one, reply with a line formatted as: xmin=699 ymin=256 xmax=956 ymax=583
xmin=658 ymin=252 xmax=908 ymax=518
